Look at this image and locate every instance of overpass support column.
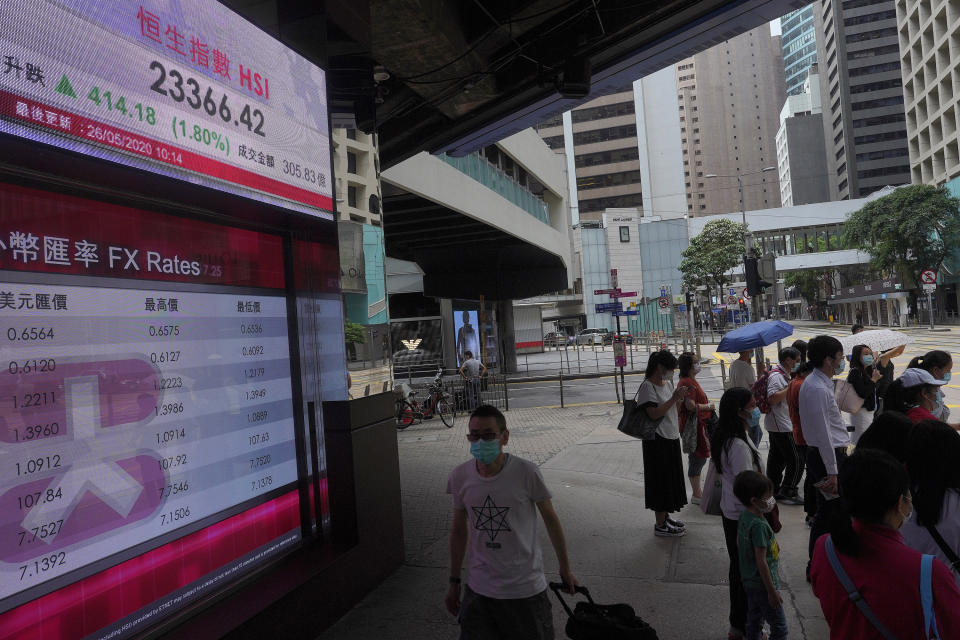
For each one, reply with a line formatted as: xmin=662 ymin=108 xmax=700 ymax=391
xmin=497 ymin=300 xmax=518 ymax=374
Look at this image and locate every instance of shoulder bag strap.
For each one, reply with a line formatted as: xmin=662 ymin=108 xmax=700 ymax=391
xmin=633 ymin=379 xmax=647 ymax=402
xmin=824 ymin=536 xmax=901 ymax=640
xmin=921 ymin=554 xmax=940 ymax=640
xmin=925 ymin=524 xmax=960 ymax=571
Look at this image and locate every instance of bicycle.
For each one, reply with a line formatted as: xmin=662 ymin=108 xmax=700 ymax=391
xmin=396 ymin=367 xmax=455 ymax=430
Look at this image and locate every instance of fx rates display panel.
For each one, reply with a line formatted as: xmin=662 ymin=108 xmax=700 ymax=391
xmin=0 ymin=281 xmax=297 ymax=606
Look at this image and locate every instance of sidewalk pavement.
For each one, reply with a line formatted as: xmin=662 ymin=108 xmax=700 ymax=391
xmin=317 ymin=405 xmax=830 ymax=640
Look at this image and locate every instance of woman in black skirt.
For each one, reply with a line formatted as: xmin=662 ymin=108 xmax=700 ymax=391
xmin=637 ymin=350 xmax=690 ymax=537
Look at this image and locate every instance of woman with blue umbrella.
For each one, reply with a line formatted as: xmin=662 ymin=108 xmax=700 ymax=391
xmin=720 ymin=321 xmax=794 ymax=447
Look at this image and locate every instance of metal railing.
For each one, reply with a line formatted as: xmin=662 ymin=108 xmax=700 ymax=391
xmin=396 ymin=373 xmax=509 ymax=412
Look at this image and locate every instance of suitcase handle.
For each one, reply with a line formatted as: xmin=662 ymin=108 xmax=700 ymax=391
xmin=548 ymin=581 xmax=595 ymax=618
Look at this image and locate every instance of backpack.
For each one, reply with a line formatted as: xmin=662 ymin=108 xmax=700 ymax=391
xmin=752 ymin=365 xmax=783 ymax=414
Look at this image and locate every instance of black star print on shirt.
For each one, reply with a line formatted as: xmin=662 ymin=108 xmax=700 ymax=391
xmin=471 ymin=495 xmax=511 ymax=541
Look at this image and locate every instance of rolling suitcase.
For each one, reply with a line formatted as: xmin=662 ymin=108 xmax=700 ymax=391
xmin=548 ymin=582 xmax=659 ymax=640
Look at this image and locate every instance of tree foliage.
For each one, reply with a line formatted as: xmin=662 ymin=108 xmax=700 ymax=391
xmin=844 ymin=185 xmax=960 ymax=290
xmin=344 ymin=321 xmax=367 ymax=345
xmin=680 ymin=218 xmax=746 ymax=301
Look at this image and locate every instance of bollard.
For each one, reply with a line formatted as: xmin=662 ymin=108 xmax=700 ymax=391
xmin=614 ymin=372 xmax=621 ymax=404
xmin=629 ymin=341 xmax=634 ymax=369
xmin=559 ymin=369 xmax=565 ymax=408
xmin=575 ymin=346 xmax=580 ymax=373
xmin=595 ymin=349 xmax=600 ymax=372
xmin=720 ymin=360 xmax=727 ymax=388
xmin=504 ymin=376 xmax=510 ymax=411
xmin=526 ymin=355 xmax=530 ymax=377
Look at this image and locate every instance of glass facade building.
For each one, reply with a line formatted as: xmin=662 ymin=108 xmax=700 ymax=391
xmin=782 ymin=7 xmax=819 ymax=96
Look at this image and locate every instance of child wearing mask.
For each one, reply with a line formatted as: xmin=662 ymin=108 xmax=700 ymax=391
xmin=735 ymin=470 xmax=788 ymax=640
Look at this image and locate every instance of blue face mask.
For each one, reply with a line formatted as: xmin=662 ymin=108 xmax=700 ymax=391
xmin=862 ymin=355 xmax=875 ymax=367
xmin=944 ymin=372 xmax=953 ymax=383
xmin=835 ymin=359 xmax=846 ymax=375
xmin=470 ymin=439 xmax=501 ymax=464
xmin=792 ymin=362 xmax=800 ymax=372
xmin=935 ymin=389 xmax=945 ymax=412
xmin=750 ymin=407 xmax=762 ymax=424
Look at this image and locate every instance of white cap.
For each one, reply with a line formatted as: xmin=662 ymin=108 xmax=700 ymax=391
xmin=900 ymin=368 xmax=948 ymax=388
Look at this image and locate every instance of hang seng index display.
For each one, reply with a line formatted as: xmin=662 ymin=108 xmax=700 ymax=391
xmin=0 ymin=282 xmax=298 ymax=607
xmin=0 ymin=0 xmax=332 ymax=217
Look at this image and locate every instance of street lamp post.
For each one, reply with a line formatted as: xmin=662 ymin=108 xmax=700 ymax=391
xmin=705 ymin=166 xmax=777 ymax=374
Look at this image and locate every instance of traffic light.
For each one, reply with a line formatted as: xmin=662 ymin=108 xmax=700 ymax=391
xmin=745 ymin=256 xmax=773 ymax=296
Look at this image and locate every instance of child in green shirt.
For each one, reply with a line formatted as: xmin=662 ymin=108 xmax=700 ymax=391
xmin=734 ymin=470 xmax=788 ymax=640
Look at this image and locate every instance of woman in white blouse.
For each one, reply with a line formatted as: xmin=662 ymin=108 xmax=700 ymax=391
xmin=710 ymin=387 xmax=763 ymax=640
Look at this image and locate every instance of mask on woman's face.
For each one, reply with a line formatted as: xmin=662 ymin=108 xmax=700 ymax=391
xmin=861 ymin=354 xmax=875 ymax=367
xmin=899 ymin=495 xmax=913 ymax=527
xmin=943 ymin=371 xmax=953 ymax=383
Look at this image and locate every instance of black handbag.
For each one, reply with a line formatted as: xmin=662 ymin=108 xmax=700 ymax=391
xmin=617 ymin=381 xmax=662 ymax=440
xmin=549 ymin=582 xmax=659 ymax=640
xmin=705 ymin=410 xmax=720 ymax=440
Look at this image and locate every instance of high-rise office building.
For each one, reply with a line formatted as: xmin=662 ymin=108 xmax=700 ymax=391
xmin=896 ymin=0 xmax=960 ymax=186
xmin=782 ymin=6 xmax=819 ymax=96
xmin=814 ymin=0 xmax=910 ymax=199
xmin=777 ymin=68 xmax=831 ymax=206
xmin=676 ymin=25 xmax=787 ymax=216
xmin=537 ymin=90 xmax=644 ymax=223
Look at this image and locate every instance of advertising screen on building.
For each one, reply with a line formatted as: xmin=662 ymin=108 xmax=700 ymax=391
xmin=0 ymin=183 xmax=305 ymax=640
xmin=0 ymin=0 xmax=332 ymax=218
xmin=454 ymin=310 xmax=479 ymax=366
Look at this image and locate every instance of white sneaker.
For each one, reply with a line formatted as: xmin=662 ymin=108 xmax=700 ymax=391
xmin=654 ymin=522 xmax=686 ymax=537
xmin=691 ymin=496 xmax=702 ymax=505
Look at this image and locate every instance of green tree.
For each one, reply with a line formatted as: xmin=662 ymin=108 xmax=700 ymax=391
xmin=344 ymin=321 xmax=367 ymax=345
xmin=680 ymin=218 xmax=747 ymax=305
xmin=344 ymin=321 xmax=367 ymax=361
xmin=844 ymin=185 xmax=960 ymax=295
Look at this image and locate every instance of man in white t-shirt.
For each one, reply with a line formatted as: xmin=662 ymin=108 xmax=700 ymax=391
xmin=764 ymin=347 xmax=803 ymax=505
xmin=446 ymin=405 xmax=578 ymax=639
xmin=728 ymin=350 xmax=762 ymax=446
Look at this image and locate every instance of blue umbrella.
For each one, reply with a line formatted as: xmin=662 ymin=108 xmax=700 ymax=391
xmin=717 ymin=320 xmax=794 ymax=353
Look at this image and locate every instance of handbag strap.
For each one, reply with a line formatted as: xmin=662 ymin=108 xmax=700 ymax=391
xmin=824 ymin=536 xmax=900 ymax=640
xmin=926 ymin=524 xmax=960 ymax=571
xmin=921 ymin=554 xmax=940 ymax=639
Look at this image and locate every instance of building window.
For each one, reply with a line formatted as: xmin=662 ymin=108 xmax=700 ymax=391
xmin=348 ymin=185 xmax=358 ymax=208
xmin=346 ymin=128 xmax=357 ymax=140
xmin=347 ymin=151 xmax=357 ymax=174
xmin=619 ymin=226 xmax=630 ymax=243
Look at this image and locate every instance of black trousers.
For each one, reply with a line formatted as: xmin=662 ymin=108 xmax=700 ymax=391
xmin=797 ymin=445 xmax=817 ymax=517
xmin=766 ymin=432 xmax=804 ymax=495
xmin=722 ymin=515 xmax=747 ymax=634
xmin=806 ymin=446 xmax=848 ymax=558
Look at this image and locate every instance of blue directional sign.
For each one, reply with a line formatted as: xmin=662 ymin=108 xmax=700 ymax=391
xmin=595 ymin=302 xmax=623 ymax=313
xmin=611 ymin=309 xmax=639 ymax=316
